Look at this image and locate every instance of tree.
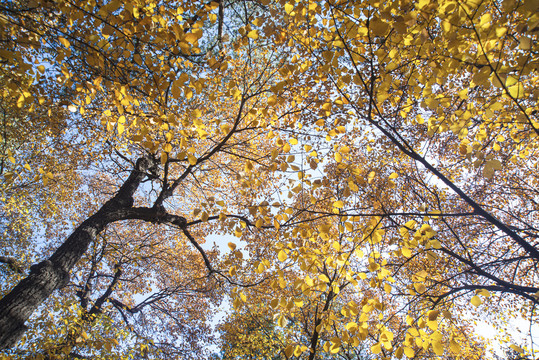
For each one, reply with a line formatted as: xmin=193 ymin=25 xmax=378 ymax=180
xmin=227 ymin=0 xmax=537 ymax=356
xmin=0 ymin=0 xmax=301 ymax=355
xmin=259 ymin=0 xmax=538 ymax=357
xmin=0 ymin=0 xmax=538 ymax=359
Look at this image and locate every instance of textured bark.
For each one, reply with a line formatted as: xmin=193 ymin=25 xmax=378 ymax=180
xmin=0 ymin=156 xmax=156 ymax=349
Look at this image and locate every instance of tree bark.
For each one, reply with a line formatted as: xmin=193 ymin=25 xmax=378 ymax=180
xmin=0 ymin=156 xmax=156 ymax=349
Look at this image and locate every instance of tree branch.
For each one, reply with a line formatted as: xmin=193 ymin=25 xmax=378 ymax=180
xmin=0 ymin=256 xmax=23 ymax=274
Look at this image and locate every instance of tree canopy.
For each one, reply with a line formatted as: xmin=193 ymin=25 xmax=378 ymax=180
xmin=0 ymin=0 xmax=538 ymax=359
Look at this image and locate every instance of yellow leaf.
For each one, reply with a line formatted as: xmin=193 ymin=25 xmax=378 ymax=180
xmin=428 ymin=310 xmax=439 ymax=321
xmin=333 ymin=200 xmax=344 ymax=208
xmin=429 ymin=239 xmax=442 ymax=249
xmin=507 ymin=82 xmax=525 ymax=99
xmin=247 ymin=30 xmax=258 ymax=39
xmin=284 ymin=3 xmax=294 ymax=13
xmin=117 ymin=123 xmax=124 ymax=135
xmin=185 ymin=32 xmax=199 ymax=44
xmin=371 ymin=343 xmax=382 ymax=354
xmin=471 ymin=295 xmax=482 ymax=307
xmin=416 ymin=0 xmax=429 ymax=9
xmin=319 ymin=274 xmax=330 ymax=283
xmin=329 ymin=343 xmax=340 ymax=354
xmin=17 ymin=95 xmax=25 ymax=108
xmin=449 ymin=340 xmax=460 ymax=353
xmin=283 ymin=142 xmax=291 ymax=153
xmin=284 ymin=344 xmax=294 ymax=358
xmin=188 ymin=155 xmax=197 ymax=166
xmin=506 ymin=75 xmax=518 ymax=87
xmin=270 ymin=298 xmax=279 ymax=308
xmin=472 ymin=66 xmax=491 ymax=86
xmin=403 ymin=346 xmax=415 ymax=358
xmin=278 ymin=250 xmax=287 ymax=262
xmin=58 ymin=37 xmax=70 ymax=48
xmin=432 ymin=340 xmax=444 ymax=355
xmin=267 ymin=95 xmax=278 ymax=105
xmin=370 ymin=18 xmax=389 ymax=35
xmin=509 ymin=344 xmax=524 ymax=353
xmin=102 ymin=24 xmax=114 ymax=37
xmin=519 ymin=36 xmax=531 ymax=50
xmin=401 ymin=246 xmax=412 ymax=258
xmin=228 ymin=242 xmax=236 ymax=250
xmin=201 ymin=212 xmax=209 ymax=222
xmin=479 ymin=13 xmax=492 ymax=29
xmin=414 ymin=283 xmax=426 ymax=293
xmin=477 ymin=288 xmax=491 ymax=297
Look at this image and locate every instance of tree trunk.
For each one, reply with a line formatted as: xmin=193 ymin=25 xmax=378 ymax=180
xmin=0 ymin=157 xmax=154 ymax=349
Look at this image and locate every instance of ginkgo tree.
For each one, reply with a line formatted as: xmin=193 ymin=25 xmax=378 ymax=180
xmin=0 ymin=0 xmax=538 ymax=359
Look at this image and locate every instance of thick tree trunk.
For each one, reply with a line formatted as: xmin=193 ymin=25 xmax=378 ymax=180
xmin=0 ymin=157 xmax=154 ymax=349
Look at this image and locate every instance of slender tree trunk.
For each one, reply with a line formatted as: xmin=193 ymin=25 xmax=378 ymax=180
xmin=0 ymin=157 xmax=154 ymax=349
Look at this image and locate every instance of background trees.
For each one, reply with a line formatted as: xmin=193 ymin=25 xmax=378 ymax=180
xmin=0 ymin=0 xmax=537 ymax=359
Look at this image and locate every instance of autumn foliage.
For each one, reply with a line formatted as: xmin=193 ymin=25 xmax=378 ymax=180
xmin=0 ymin=0 xmax=538 ymax=359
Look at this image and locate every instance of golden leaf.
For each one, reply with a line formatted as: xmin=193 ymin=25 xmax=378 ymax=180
xmin=470 ymin=295 xmax=482 ymax=307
